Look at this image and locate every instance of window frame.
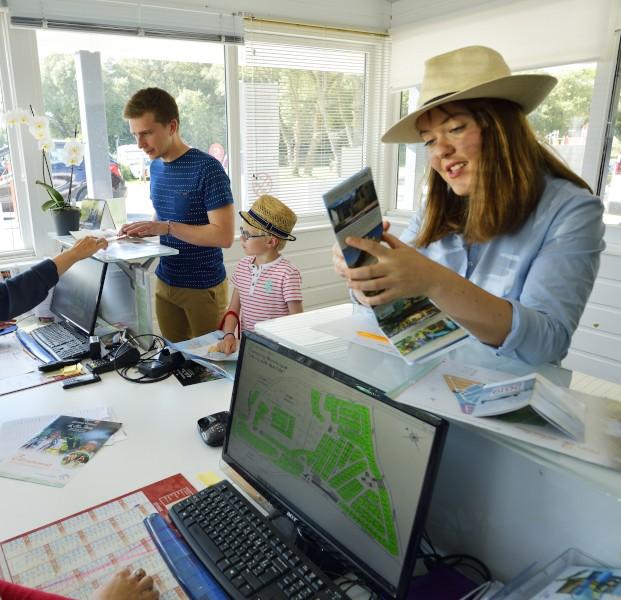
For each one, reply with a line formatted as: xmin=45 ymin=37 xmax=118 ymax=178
xmin=0 ymin=11 xmax=37 ymax=260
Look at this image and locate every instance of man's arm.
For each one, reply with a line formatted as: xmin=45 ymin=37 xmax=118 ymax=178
xmin=120 ymin=204 xmax=235 ymax=248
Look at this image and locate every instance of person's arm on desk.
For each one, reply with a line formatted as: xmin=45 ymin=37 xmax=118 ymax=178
xmin=119 ymin=204 xmax=235 ymax=249
xmin=0 ymin=237 xmax=108 ymax=322
xmin=0 ymin=566 xmax=158 ymax=599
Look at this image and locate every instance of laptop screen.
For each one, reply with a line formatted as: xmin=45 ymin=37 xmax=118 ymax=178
xmin=223 ymin=332 xmax=448 ymax=599
xmin=50 ymin=257 xmax=107 ymax=335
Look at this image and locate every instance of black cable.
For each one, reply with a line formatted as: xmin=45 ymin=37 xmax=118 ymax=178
xmin=418 ymin=531 xmax=492 ymax=584
xmin=113 ymin=333 xmax=174 ymax=384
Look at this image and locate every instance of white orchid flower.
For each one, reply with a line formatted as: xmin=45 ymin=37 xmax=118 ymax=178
xmin=38 ymin=138 xmax=54 ymax=152
xmin=16 ymin=109 xmax=30 ymax=125
xmin=29 ymin=115 xmax=50 ymax=133
xmin=30 ymin=125 xmax=52 ymax=141
xmin=61 ymin=140 xmax=84 ymax=166
xmin=3 ymin=110 xmax=21 ymax=127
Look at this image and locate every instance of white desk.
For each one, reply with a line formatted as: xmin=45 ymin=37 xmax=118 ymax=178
xmin=256 ymin=304 xmax=621 ymax=582
xmin=0 ymin=371 xmax=232 ymax=542
xmin=2 ymin=306 xmax=621 ymax=589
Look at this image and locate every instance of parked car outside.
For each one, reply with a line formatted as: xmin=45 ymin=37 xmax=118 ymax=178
xmin=1 ymin=142 xmax=127 ymax=217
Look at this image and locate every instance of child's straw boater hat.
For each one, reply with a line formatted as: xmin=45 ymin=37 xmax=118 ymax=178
xmin=382 ymin=45 xmax=557 ymax=144
xmin=240 ymin=194 xmax=297 ymax=241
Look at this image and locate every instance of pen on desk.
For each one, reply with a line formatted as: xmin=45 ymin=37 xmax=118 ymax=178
xmin=356 ymin=330 xmax=389 ymax=344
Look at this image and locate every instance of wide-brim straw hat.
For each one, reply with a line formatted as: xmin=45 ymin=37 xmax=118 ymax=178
xmin=240 ymin=194 xmax=297 ymax=241
xmin=382 ymin=45 xmax=557 ymax=144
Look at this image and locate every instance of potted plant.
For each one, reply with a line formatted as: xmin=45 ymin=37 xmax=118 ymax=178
xmin=2 ymin=108 xmax=84 ymax=235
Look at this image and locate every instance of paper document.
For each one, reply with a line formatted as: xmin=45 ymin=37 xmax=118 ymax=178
xmin=394 ymin=360 xmax=618 ymax=468
xmin=0 ymin=416 xmax=122 ymax=487
xmin=323 ymin=167 xmax=468 ymax=364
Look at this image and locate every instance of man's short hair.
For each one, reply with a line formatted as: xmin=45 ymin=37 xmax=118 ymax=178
xmin=123 ymin=87 xmax=179 ymax=125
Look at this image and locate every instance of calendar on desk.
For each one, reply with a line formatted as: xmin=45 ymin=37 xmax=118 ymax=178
xmin=0 ymin=474 xmax=196 ymax=599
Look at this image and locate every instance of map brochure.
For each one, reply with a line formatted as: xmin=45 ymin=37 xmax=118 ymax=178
xmin=444 ymin=370 xmax=586 ymax=441
xmin=0 ymin=416 xmax=122 ymax=487
xmin=322 ymin=167 xmax=468 ymax=363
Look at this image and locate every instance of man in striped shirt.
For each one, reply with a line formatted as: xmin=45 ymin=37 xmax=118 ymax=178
xmin=120 ymin=88 xmax=234 ymax=342
xmin=216 ymin=195 xmax=303 ymax=354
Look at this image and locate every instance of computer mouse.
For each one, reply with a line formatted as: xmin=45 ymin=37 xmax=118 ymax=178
xmin=197 ymin=412 xmax=229 ymax=447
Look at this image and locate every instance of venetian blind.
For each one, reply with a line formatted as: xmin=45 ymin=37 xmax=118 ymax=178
xmin=242 ymin=21 xmax=390 ymax=219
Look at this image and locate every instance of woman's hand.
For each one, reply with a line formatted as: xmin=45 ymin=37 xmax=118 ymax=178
xmin=344 ymin=232 xmax=443 ymax=306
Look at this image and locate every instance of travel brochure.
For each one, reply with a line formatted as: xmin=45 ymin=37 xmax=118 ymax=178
xmin=0 ymin=415 xmax=122 ymax=487
xmin=443 ymin=370 xmax=586 ymax=441
xmin=323 ymin=167 xmax=467 ymax=363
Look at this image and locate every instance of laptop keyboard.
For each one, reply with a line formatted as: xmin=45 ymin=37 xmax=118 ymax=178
xmin=170 ymin=480 xmax=349 ymax=600
xmin=31 ymin=322 xmax=90 ymax=360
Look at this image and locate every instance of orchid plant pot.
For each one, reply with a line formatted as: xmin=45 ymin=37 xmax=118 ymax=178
xmin=51 ymin=206 xmax=81 ymax=236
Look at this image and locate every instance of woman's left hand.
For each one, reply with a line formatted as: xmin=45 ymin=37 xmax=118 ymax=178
xmin=344 ymin=232 xmax=441 ymax=305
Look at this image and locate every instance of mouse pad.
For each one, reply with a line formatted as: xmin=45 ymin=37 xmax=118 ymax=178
xmin=174 ymin=360 xmax=227 ymax=386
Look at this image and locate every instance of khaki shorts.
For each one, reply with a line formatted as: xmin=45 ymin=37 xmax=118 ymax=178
xmin=155 ymin=277 xmax=228 ymax=343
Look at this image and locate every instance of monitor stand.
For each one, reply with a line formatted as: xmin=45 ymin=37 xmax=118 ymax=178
xmin=271 ymin=513 xmax=349 ymax=576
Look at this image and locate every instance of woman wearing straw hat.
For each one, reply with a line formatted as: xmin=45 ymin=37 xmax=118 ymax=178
xmin=335 ymin=45 xmax=605 ymax=365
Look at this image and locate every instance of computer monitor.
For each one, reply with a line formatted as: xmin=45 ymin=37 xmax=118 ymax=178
xmin=98 ymin=263 xmax=139 ymax=336
xmin=223 ymin=332 xmax=448 ymax=599
xmin=50 ymin=257 xmax=107 ymax=335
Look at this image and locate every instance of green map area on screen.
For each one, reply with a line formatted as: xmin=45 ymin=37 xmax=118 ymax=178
xmin=231 ymin=384 xmax=399 ymax=556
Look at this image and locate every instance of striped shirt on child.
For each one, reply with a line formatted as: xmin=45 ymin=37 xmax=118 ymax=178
xmin=230 ymin=256 xmax=302 ymax=332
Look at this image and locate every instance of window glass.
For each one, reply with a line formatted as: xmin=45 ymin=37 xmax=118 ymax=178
xmin=0 ymin=62 xmax=25 ymax=253
xmin=524 ymin=62 xmax=596 ymax=181
xmin=394 ymin=88 xmax=427 ymax=213
xmin=601 ymin=82 xmax=621 ymax=226
xmin=240 ymin=38 xmax=367 ymax=217
xmin=36 ymin=31 xmax=227 ymax=221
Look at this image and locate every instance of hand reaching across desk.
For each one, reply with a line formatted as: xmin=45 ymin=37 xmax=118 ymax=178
xmin=0 ymin=566 xmax=159 ymax=600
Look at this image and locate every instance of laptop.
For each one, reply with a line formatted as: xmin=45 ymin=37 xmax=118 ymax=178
xmin=31 ymin=258 xmax=107 ymax=360
xmin=170 ymin=331 xmax=448 ymax=599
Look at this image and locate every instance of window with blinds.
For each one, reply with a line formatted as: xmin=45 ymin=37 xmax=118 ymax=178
xmin=241 ymin=27 xmax=389 ymax=219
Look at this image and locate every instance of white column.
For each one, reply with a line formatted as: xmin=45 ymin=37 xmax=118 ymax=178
xmin=74 ymin=51 xmax=113 ymax=200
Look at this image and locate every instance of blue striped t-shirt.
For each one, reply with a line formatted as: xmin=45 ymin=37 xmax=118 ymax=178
xmin=151 ymin=148 xmax=233 ymax=289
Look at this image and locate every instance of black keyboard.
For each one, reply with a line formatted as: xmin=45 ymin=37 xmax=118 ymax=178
xmin=170 ymin=480 xmax=349 ymax=600
xmin=31 ymin=322 xmax=90 ymax=360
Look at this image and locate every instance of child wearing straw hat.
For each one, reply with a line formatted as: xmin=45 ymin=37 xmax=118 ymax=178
xmin=334 ymin=45 xmax=604 ymax=366
xmin=215 ymin=194 xmax=303 ymax=354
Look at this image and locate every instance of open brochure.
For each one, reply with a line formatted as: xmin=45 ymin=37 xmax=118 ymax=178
xmin=323 ymin=167 xmax=468 ymax=363
xmin=0 ymin=415 xmax=121 ymax=487
xmin=444 ymin=370 xmax=586 ymax=441
xmin=394 ymin=359 xmax=620 ymax=468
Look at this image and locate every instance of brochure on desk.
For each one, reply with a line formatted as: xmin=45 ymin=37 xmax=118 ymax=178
xmin=0 ymin=416 xmax=121 ymax=487
xmin=323 ymin=167 xmax=468 ymax=364
xmin=66 ymin=230 xmax=177 ymax=262
xmin=394 ymin=360 xmax=616 ymax=468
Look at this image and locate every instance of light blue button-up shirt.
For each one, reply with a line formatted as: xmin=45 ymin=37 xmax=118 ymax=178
xmin=399 ymin=176 xmax=605 ymax=365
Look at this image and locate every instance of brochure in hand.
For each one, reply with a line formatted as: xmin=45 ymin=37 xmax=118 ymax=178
xmin=444 ymin=370 xmax=586 ymax=441
xmin=0 ymin=415 xmax=122 ymax=487
xmin=323 ymin=167 xmax=467 ymax=363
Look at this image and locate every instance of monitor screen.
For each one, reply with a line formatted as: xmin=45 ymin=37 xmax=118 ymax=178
xmin=98 ymin=263 xmax=139 ymax=336
xmin=50 ymin=257 xmax=107 ymax=335
xmin=223 ymin=332 xmax=448 ymax=599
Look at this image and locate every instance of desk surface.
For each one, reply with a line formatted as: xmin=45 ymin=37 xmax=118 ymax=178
xmin=0 ymin=370 xmax=232 ymax=542
xmin=2 ymin=305 xmax=621 ymax=587
xmin=256 ymin=304 xmax=621 ymax=495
